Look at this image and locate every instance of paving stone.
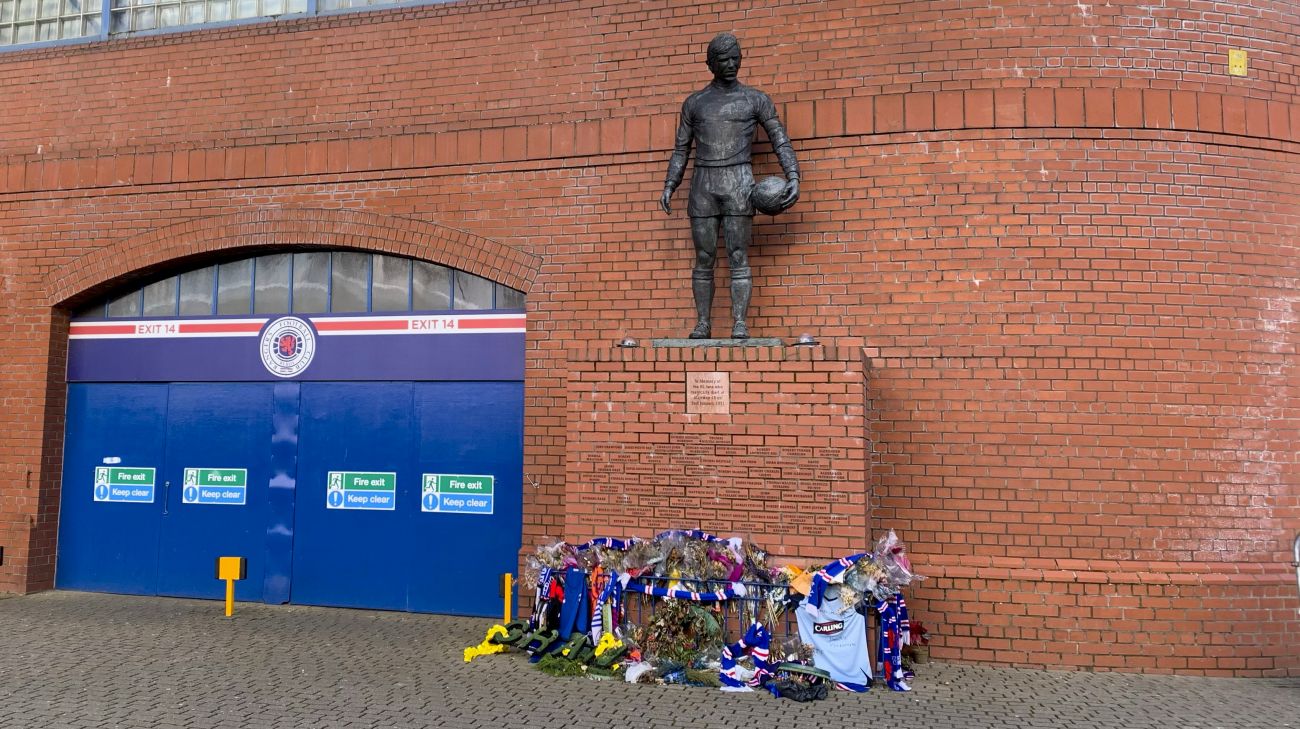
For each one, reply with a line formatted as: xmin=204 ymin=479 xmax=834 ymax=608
xmin=0 ymin=591 xmax=1296 ymax=728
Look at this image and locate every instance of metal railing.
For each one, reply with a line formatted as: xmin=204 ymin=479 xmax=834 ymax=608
xmin=619 ymin=575 xmax=800 ymax=644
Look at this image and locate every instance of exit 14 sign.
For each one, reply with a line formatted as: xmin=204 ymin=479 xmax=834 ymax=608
xmin=421 ymin=474 xmax=493 ymax=514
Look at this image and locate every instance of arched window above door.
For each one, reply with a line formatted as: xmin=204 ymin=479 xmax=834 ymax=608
xmin=74 ymin=251 xmax=525 ymax=320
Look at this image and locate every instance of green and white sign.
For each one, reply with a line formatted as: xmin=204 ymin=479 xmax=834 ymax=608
xmin=327 ymin=471 xmax=396 ymax=511
xmin=421 ymin=474 xmax=494 ymax=514
xmin=93 ymin=466 xmax=156 ymax=504
xmin=182 ymin=468 xmax=248 ymax=506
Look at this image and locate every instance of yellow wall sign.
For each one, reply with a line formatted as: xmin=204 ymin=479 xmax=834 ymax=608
xmin=1228 ymin=49 xmax=1248 ymax=76
xmin=216 ymin=556 xmax=247 ymax=580
xmin=215 ymin=556 xmax=247 ymax=617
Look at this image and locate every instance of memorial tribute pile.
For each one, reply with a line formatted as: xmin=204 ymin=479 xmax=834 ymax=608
xmin=464 ymin=529 xmax=925 ymax=699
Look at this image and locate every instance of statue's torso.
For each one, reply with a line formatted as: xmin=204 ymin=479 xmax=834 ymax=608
xmin=684 ymin=82 xmax=774 ymax=167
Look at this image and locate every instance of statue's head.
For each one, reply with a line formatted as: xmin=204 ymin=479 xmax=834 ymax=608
xmin=706 ymin=32 xmax=742 ymax=83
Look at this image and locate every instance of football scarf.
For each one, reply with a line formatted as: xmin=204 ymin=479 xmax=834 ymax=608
xmin=574 ymin=537 xmax=638 ymax=552
xmin=556 ymin=566 xmax=590 ymax=639
xmin=875 ymin=592 xmax=911 ymax=691
xmin=528 ymin=567 xmax=561 ymax=632
xmin=624 ymin=580 xmax=742 ymax=601
xmin=804 ymin=553 xmax=868 ymax=616
xmin=588 ymin=567 xmax=625 ymax=642
xmin=719 ymin=621 xmax=772 ymax=689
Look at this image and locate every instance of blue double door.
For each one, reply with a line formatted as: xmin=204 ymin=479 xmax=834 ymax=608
xmin=56 ymin=380 xmax=522 ymax=616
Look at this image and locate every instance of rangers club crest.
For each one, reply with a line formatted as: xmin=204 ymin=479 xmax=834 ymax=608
xmin=259 ymin=317 xmax=317 ymax=378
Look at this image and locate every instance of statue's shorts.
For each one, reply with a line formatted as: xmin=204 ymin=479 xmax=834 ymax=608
xmin=688 ymin=164 xmax=755 ymax=218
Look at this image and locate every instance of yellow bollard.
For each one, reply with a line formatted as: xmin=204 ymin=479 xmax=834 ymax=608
xmin=215 ymin=556 xmax=247 ymax=618
xmin=501 ymin=573 xmax=513 ymax=623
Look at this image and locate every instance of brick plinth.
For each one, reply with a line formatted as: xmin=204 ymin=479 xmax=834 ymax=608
xmin=564 ymin=345 xmax=868 ymax=560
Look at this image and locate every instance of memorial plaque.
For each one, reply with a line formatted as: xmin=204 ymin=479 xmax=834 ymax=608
xmin=687 ymin=372 xmax=730 ymax=414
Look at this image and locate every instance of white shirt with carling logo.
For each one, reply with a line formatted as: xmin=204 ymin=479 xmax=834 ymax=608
xmin=795 ymin=595 xmax=873 ymax=685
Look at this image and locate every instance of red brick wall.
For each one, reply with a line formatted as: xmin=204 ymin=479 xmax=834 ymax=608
xmin=916 ymin=557 xmax=1298 ymax=675
xmin=0 ymin=0 xmax=1296 ymax=675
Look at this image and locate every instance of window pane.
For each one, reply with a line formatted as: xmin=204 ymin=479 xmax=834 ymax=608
xmin=178 ymin=265 xmax=215 ymax=315
xmin=453 ymin=270 xmax=493 ymax=310
xmin=217 ymin=258 xmax=253 ymax=315
xmin=497 ymin=284 xmax=525 ymax=310
xmin=141 ymin=276 xmax=178 ymax=317
xmin=253 ymin=253 xmax=290 ymax=315
xmin=132 ymin=6 xmax=154 ymax=29
xmin=330 ymin=251 xmax=368 ymax=312
xmin=412 ymin=261 xmax=450 ymax=311
xmin=107 ymin=290 xmax=141 ymax=318
xmin=370 ymin=255 xmax=410 ymax=312
xmin=158 ymin=2 xmax=179 ymax=26
xmin=292 ymin=252 xmax=328 ymax=314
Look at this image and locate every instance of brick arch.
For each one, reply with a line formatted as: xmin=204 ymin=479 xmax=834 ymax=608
xmin=43 ymin=208 xmax=542 ymax=307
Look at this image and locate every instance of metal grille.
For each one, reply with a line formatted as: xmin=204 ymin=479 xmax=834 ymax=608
xmin=74 ymin=252 xmax=524 ymax=320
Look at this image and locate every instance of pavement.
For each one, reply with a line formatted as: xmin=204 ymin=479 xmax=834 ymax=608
xmin=0 ymin=591 xmax=1296 ymax=729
